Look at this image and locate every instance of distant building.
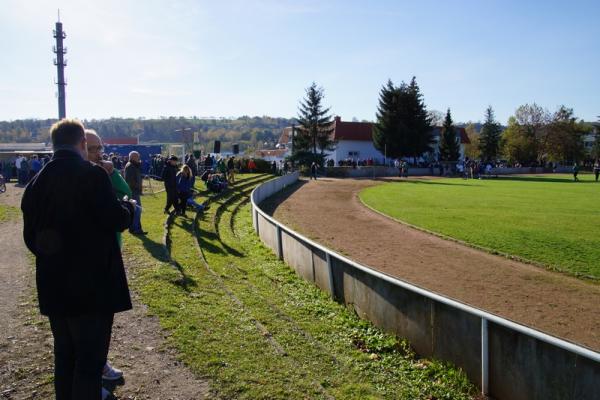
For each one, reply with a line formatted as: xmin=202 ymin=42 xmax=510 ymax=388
xmin=326 ymin=117 xmax=382 ymax=164
xmin=0 ymin=143 xmax=51 ymax=152
xmin=254 ymin=149 xmax=288 ymax=163
xmin=103 ymin=137 xmax=139 ymax=145
xmin=277 ymin=117 xmax=470 ymax=165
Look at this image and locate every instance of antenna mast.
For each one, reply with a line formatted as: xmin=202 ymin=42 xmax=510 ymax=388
xmin=53 ymin=10 xmax=67 ymax=119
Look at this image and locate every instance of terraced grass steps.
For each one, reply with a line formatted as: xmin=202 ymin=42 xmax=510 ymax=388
xmin=123 ymin=174 xmax=476 ymax=399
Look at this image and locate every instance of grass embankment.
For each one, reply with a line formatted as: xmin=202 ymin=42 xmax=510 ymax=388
xmin=122 ymin=173 xmax=476 ymax=399
xmin=360 ymin=174 xmax=600 ymax=280
xmin=0 ymin=205 xmax=19 ymax=222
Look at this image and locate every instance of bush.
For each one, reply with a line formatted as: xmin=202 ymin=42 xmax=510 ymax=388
xmin=252 ymin=158 xmax=273 ymax=173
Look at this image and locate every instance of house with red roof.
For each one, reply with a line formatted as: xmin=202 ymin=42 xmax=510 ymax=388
xmin=278 ymin=116 xmax=470 ymax=165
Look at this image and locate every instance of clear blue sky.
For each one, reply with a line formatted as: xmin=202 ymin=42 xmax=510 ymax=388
xmin=1 ymin=0 xmax=599 ymax=124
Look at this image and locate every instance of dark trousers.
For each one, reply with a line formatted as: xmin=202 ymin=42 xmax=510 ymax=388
xmin=129 ymin=192 xmax=143 ymax=233
xmin=164 ymin=190 xmax=177 ymax=213
xmin=49 ymin=313 xmax=114 ymax=400
xmin=176 ymin=192 xmax=191 ymax=214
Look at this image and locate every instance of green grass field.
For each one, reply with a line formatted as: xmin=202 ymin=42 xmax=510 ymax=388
xmin=359 ymin=174 xmax=600 ymax=280
xmin=120 ymin=174 xmax=475 ymax=399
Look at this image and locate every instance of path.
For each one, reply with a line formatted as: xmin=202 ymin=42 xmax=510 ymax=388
xmin=261 ymin=178 xmax=600 ymax=351
xmin=0 ymin=183 xmax=211 ymax=399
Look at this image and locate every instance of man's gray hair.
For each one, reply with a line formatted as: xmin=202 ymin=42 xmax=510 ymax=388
xmin=84 ymin=129 xmax=101 ymax=140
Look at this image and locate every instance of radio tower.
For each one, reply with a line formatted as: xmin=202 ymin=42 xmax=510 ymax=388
xmin=53 ymin=11 xmax=67 ymax=119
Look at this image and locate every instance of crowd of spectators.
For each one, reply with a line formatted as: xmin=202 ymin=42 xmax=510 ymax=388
xmin=0 ymin=154 xmax=50 ymax=185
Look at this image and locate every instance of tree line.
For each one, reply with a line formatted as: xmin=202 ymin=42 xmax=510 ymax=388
xmin=0 ymin=116 xmax=293 ymax=154
xmin=292 ymin=78 xmax=599 ymax=166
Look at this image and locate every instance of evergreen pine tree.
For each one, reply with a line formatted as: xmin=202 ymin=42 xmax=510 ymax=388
xmin=478 ymin=106 xmax=502 ymax=162
xmin=373 ymin=80 xmax=406 ymax=159
xmin=373 ymin=77 xmax=434 ymax=162
xmin=295 ymin=83 xmax=335 ymax=162
xmin=407 ymin=77 xmax=435 ymax=161
xmin=438 ymin=108 xmax=460 ymax=161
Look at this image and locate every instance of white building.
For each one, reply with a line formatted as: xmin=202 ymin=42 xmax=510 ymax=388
xmin=278 ymin=117 xmax=470 ymax=165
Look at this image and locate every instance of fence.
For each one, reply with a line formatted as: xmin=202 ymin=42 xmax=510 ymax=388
xmin=251 ymin=172 xmax=600 ymax=400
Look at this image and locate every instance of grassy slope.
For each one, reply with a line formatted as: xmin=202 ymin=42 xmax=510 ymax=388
xmin=0 ymin=205 xmax=19 ymax=222
xmin=359 ymin=174 xmax=600 ymax=279
xmin=122 ymin=174 xmax=476 ymax=399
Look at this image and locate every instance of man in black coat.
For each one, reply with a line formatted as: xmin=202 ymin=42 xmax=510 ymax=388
xmin=161 ymin=155 xmax=179 ymax=214
xmin=21 ymin=119 xmax=135 ymax=400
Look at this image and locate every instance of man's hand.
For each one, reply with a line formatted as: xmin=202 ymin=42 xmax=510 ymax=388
xmin=100 ymin=160 xmax=114 ymax=175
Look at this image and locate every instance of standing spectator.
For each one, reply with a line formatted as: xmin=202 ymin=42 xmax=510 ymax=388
xmin=310 ymin=161 xmax=318 ymax=180
xmin=573 ymin=162 xmax=580 ymax=182
xmin=124 ymin=151 xmax=147 ymax=235
xmin=176 ymin=165 xmax=194 ymax=217
xmin=21 ymin=119 xmax=135 ymax=400
xmin=186 ymin=154 xmax=198 ymax=177
xmin=248 ymin=158 xmax=256 ymax=173
xmin=217 ymin=158 xmax=227 ymax=175
xmin=14 ymin=154 xmax=23 ymax=184
xmin=30 ymin=155 xmax=42 ymax=180
xmin=594 ymin=160 xmax=600 ymax=182
xmin=20 ymin=155 xmax=31 ymax=185
xmin=86 ymin=130 xmax=134 ymax=249
xmin=204 ymin=154 xmax=213 ymax=171
xmin=162 ymin=155 xmax=179 ymax=214
xmin=227 ymin=156 xmax=236 ymax=183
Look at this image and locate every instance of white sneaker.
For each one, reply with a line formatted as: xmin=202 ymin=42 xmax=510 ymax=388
xmin=101 ymin=387 xmax=112 ymax=400
xmin=102 ymin=361 xmax=123 ymax=381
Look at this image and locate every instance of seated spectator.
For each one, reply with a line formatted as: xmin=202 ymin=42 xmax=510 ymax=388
xmin=206 ymin=173 xmax=228 ymax=193
xmin=176 ymin=165 xmax=194 ymax=217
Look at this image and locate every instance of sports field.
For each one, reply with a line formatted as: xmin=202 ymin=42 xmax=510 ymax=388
xmin=359 ymin=174 xmax=600 ymax=280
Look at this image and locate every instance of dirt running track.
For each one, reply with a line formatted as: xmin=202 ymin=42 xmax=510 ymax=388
xmin=261 ymin=178 xmax=600 ymax=351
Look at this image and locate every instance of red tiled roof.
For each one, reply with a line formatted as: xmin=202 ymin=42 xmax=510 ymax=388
xmin=103 ymin=137 xmax=139 ymax=145
xmin=458 ymin=128 xmax=470 ymax=144
xmin=278 ymin=128 xmax=292 ymax=145
xmin=279 ymin=118 xmax=471 ymax=145
xmin=332 ymin=117 xmax=373 ymax=141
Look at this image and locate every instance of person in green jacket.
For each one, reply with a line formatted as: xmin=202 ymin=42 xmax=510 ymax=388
xmin=86 ymin=131 xmax=134 ymax=247
xmin=84 ymin=130 xmax=127 ymax=385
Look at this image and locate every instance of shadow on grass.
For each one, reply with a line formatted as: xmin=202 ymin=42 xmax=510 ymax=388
xmin=167 ymin=259 xmax=197 ymax=292
xmin=128 ymin=225 xmax=197 ymax=292
xmin=197 ymin=228 xmax=245 ymax=258
xmin=376 ymin=178 xmax=481 ymax=187
xmin=192 ymin=212 xmax=245 ymax=258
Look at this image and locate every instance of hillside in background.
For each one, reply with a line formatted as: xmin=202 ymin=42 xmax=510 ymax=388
xmin=0 ymin=116 xmax=295 ymax=153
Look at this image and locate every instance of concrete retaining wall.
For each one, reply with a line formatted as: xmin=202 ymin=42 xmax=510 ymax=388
xmin=251 ymin=173 xmax=600 ymax=400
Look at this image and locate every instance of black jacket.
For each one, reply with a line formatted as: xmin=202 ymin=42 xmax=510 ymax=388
xmin=21 ymin=150 xmax=134 ymax=316
xmin=124 ymin=160 xmax=142 ymax=194
xmin=161 ymin=162 xmax=178 ymax=192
